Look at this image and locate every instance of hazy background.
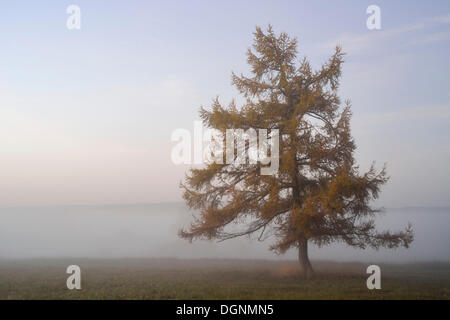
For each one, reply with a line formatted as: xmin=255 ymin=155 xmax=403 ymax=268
xmin=0 ymin=204 xmax=448 ymax=262
xmin=0 ymin=1 xmax=449 ymax=262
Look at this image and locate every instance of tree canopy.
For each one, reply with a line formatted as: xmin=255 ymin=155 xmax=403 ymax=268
xmin=179 ymin=26 xmax=413 ymax=277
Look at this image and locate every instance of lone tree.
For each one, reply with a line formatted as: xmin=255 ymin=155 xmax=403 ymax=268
xmin=179 ymin=26 xmax=413 ymax=278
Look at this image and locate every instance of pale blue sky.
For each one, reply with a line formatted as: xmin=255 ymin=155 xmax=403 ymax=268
xmin=0 ymin=1 xmax=449 ymax=206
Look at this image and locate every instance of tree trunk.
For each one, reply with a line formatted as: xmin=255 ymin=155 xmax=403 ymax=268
xmin=298 ymin=237 xmax=314 ymax=279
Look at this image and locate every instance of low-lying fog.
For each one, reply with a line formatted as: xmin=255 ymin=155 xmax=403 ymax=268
xmin=0 ymin=203 xmax=449 ymax=262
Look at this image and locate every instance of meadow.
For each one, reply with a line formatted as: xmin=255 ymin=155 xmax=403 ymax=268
xmin=0 ymin=258 xmax=448 ymax=300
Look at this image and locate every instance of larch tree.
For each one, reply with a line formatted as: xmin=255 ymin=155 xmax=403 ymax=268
xmin=179 ymin=26 xmax=413 ymax=278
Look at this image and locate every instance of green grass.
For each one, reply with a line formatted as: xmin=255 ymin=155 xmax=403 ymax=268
xmin=0 ymin=258 xmax=448 ymax=299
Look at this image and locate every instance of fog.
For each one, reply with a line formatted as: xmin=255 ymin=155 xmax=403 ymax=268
xmin=0 ymin=203 xmax=449 ymax=263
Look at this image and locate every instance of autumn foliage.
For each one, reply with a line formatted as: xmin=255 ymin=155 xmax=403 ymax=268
xmin=179 ymin=26 xmax=413 ymax=278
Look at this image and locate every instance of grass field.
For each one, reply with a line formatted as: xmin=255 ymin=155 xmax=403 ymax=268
xmin=0 ymin=258 xmax=449 ymax=300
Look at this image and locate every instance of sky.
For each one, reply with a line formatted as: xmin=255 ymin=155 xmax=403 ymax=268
xmin=0 ymin=0 xmax=449 ymax=207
